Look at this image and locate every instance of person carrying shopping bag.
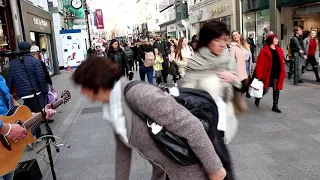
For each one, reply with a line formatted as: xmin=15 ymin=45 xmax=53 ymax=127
xmin=254 ymin=35 xmax=286 ymax=113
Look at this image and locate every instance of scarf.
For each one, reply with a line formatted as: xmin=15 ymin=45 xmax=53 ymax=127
xmin=183 ymin=47 xmax=241 ymax=89
xmin=102 ymin=80 xmax=128 ymax=143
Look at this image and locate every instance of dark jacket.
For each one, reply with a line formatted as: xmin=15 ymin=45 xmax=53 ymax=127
xmin=123 ymin=47 xmax=134 ymax=61
xmin=40 ymin=61 xmax=52 ymax=86
xmin=7 ymin=54 xmax=48 ymax=98
xmin=137 ymin=44 xmax=154 ymax=65
xmin=247 ymin=37 xmax=256 ymax=52
xmin=290 ymin=35 xmax=304 ymax=53
xmin=154 ymin=41 xmax=167 ymax=58
xmin=107 ymin=48 xmax=129 ymax=75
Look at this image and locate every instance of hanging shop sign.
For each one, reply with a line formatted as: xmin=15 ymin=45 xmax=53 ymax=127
xmin=95 ymin=9 xmax=104 ymax=29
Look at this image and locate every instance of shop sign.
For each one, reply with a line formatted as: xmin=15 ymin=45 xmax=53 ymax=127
xmin=210 ymin=5 xmax=231 ymax=17
xmin=167 ymin=24 xmax=176 ymax=32
xmin=28 ymin=14 xmax=51 ymax=34
xmin=33 ymin=17 xmax=48 ymax=29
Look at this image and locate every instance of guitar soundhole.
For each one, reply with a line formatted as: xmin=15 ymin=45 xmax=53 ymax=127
xmin=16 ymin=120 xmax=23 ymax=126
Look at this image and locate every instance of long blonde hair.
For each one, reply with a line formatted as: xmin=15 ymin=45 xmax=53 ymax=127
xmin=231 ymin=30 xmax=250 ymax=51
xmin=175 ymin=37 xmax=185 ymax=60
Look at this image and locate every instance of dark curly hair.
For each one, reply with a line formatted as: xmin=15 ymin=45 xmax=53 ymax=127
xmin=72 ymin=56 xmax=121 ymax=93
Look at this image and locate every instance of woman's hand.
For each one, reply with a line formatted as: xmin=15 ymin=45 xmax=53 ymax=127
xmin=208 ymin=167 xmax=227 ymax=180
xmin=217 ymin=71 xmax=237 ymax=83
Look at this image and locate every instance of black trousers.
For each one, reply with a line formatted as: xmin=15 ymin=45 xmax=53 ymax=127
xmin=162 ymin=59 xmax=169 ymax=82
xmin=24 ymin=94 xmax=48 ymax=139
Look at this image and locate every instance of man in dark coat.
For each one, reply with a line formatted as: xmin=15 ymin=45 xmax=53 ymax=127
xmin=154 ymin=34 xmax=168 ymax=83
xmin=7 ymin=42 xmax=50 ymax=139
xmin=247 ymin=33 xmax=256 ymax=63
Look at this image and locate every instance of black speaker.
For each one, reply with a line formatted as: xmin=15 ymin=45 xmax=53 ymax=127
xmin=14 ymin=159 xmax=42 ymax=180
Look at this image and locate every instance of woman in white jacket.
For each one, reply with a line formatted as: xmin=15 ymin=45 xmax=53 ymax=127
xmin=175 ymin=37 xmax=194 ymax=77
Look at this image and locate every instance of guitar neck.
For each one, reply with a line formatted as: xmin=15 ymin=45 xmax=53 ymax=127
xmin=23 ymin=98 xmax=64 ymax=130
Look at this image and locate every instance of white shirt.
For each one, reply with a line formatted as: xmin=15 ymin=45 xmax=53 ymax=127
xmin=102 ymin=81 xmax=128 ymax=143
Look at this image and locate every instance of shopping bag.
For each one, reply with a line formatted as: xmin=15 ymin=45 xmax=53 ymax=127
xmin=248 ymin=78 xmax=264 ymax=98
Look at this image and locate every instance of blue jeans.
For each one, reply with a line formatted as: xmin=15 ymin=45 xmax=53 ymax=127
xmin=0 ymin=171 xmax=14 ymax=180
xmin=246 ymin=61 xmax=250 ymax=76
xmin=139 ymin=66 xmax=154 ymax=84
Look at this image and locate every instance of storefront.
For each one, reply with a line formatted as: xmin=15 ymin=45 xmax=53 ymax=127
xmin=166 ymin=23 xmax=176 ymax=39
xmin=189 ymin=0 xmax=235 ymax=37
xmin=277 ymin=0 xmax=320 ymax=51
xmin=18 ymin=0 xmax=59 ymax=75
xmin=0 ymin=0 xmax=16 ymax=72
xmin=242 ymin=0 xmax=270 ymax=52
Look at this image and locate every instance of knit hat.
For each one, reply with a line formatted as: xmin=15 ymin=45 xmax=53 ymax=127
xmin=18 ymin=42 xmax=32 ymax=52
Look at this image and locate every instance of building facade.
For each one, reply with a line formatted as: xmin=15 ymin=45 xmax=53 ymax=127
xmin=189 ymin=0 xmax=237 ymax=39
xmin=18 ymin=0 xmax=59 ymax=75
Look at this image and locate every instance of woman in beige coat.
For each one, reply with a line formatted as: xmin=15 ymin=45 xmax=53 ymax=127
xmin=72 ymin=56 xmax=227 ymax=180
xmin=230 ymin=31 xmax=253 ymax=97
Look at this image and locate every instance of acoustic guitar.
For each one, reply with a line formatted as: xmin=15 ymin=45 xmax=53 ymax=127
xmin=0 ymin=90 xmax=71 ymax=175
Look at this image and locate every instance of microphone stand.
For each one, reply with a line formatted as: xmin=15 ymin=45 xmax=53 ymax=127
xmin=19 ymin=55 xmax=58 ymax=180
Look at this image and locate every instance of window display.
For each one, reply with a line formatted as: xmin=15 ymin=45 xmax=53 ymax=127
xmin=243 ymin=10 xmax=270 ymax=53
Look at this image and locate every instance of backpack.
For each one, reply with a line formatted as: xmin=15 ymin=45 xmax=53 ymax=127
xmin=143 ymin=52 xmax=155 ymax=67
xmin=124 ymin=81 xmax=234 ymax=179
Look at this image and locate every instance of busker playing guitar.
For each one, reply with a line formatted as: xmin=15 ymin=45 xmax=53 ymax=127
xmin=0 ymin=74 xmax=56 ymax=180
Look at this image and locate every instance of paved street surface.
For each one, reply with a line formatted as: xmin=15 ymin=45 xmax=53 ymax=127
xmin=41 ymin=70 xmax=320 ymax=180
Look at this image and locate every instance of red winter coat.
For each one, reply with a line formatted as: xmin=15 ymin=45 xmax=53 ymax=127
xmin=255 ymin=46 xmax=286 ymax=90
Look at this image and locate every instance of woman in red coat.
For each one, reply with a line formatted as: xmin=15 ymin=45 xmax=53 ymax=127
xmin=255 ymin=35 xmax=286 ymax=113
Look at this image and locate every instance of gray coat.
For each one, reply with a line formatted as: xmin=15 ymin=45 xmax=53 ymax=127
xmin=303 ymin=37 xmax=319 ymax=60
xmin=115 ymin=78 xmax=223 ymax=180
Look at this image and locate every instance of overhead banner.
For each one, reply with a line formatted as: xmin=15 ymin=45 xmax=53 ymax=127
xmin=95 ymin=9 xmax=104 ymax=29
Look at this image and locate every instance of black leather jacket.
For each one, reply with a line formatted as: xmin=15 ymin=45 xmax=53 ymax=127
xmin=107 ymin=49 xmax=129 ymax=75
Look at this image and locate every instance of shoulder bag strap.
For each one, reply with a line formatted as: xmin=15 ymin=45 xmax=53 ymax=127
xmin=124 ymin=81 xmax=149 ymax=122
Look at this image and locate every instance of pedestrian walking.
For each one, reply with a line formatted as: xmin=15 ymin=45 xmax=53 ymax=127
xmin=180 ymin=20 xmax=243 ymax=179
xmin=72 ymin=56 xmax=227 ymax=180
xmin=175 ymin=37 xmax=193 ymax=78
xmin=107 ymin=39 xmax=130 ymax=77
xmin=290 ymin=26 xmax=307 ymax=84
xmin=123 ymin=43 xmax=134 ymax=80
xmin=303 ymin=30 xmax=320 ymax=82
xmin=154 ymin=34 xmax=168 ymax=83
xmin=254 ymin=35 xmax=286 ymax=113
xmin=168 ymin=45 xmax=179 ymax=86
xmin=230 ymin=30 xmax=253 ymax=97
xmin=154 ymin=48 xmax=164 ymax=85
xmin=137 ymin=38 xmax=155 ymax=84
